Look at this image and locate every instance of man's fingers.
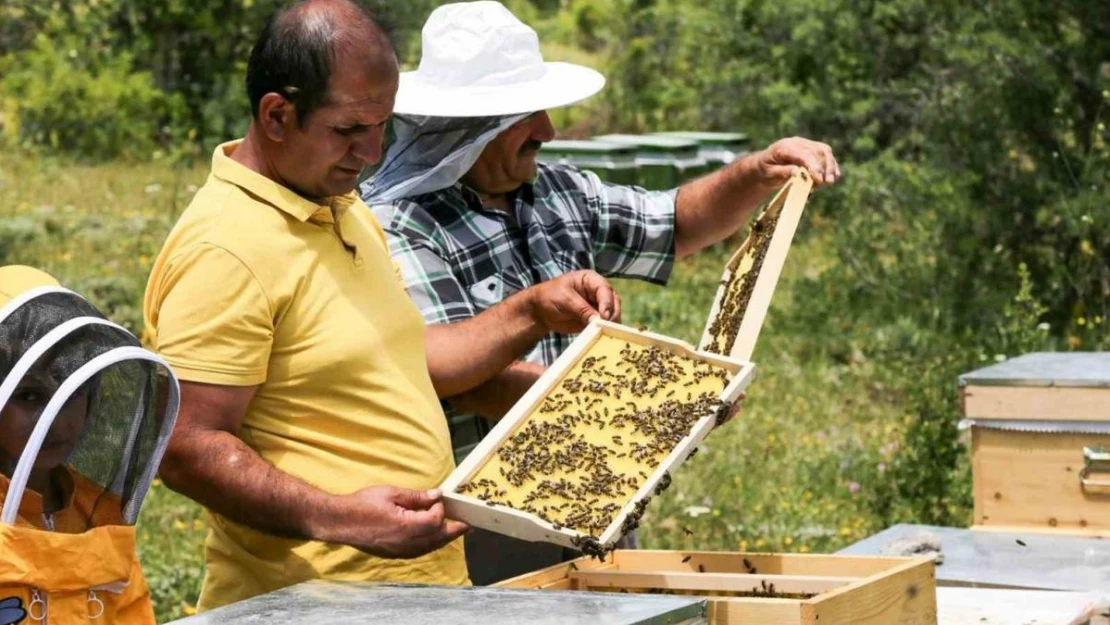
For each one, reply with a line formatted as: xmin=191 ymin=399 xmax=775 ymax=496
xmin=719 ymin=392 xmax=747 ymax=426
xmin=588 ymin=274 xmax=617 ymax=321
xmin=763 ymin=164 xmax=798 ymax=185
xmin=576 ymin=270 xmax=616 ymax=317
xmin=800 ymin=150 xmax=825 ymax=184
xmin=422 ymin=519 xmax=469 ymax=549
xmin=392 ymin=487 xmax=441 ymax=511
xmin=402 ymin=520 xmax=469 ymax=559
xmin=610 ymin=293 xmax=622 ymax=323
xmin=820 ymin=145 xmax=838 ymax=185
xmin=767 ymin=138 xmax=839 ymax=186
xmin=442 ymin=519 xmax=470 ymax=540
xmin=402 ymin=501 xmax=448 ymax=535
xmin=570 ymin=292 xmax=601 ymax=326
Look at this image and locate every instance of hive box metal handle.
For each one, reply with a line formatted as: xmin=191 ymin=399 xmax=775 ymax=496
xmin=1079 ymin=446 xmax=1110 ymax=490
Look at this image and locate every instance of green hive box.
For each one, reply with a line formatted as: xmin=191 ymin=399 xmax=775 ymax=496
xmin=652 ymin=131 xmax=751 ymax=172
xmin=591 ymin=134 xmax=707 ymax=189
xmin=537 ymin=140 xmax=639 ymax=186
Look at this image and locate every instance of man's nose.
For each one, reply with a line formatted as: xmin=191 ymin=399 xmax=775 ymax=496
xmin=531 ymin=111 xmax=556 ymax=143
xmin=351 ymin=127 xmax=385 ymax=166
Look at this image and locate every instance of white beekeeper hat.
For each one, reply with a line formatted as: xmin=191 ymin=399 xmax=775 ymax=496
xmin=393 ymin=1 xmax=606 ymax=117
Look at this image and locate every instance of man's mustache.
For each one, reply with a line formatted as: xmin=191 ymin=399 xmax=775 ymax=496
xmin=519 ymin=140 xmax=543 ymax=154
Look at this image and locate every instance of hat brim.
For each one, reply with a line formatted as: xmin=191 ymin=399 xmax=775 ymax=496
xmin=0 ymin=265 xmax=60 ymax=306
xmin=393 ymin=62 xmax=605 ymax=117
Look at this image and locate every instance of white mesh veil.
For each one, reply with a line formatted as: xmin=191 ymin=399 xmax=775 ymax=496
xmin=0 ymin=286 xmax=179 ymax=530
xmin=360 ymin=112 xmax=527 ymax=204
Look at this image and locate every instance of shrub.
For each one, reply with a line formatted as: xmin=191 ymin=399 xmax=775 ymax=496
xmin=0 ymin=34 xmax=183 ymax=160
xmin=0 ymin=216 xmax=44 ymax=264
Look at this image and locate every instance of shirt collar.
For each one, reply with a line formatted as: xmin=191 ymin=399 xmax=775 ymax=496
xmin=210 ymin=140 xmax=358 ymax=223
xmin=453 ymin=177 xmax=536 ymax=216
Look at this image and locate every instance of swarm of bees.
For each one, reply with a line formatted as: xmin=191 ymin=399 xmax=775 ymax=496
xmin=704 ymin=207 xmax=782 ymax=356
xmin=458 ymin=336 xmax=732 ymax=545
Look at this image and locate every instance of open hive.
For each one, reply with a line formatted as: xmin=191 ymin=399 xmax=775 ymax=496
xmin=700 ymin=170 xmax=813 ymax=361
xmin=498 ymin=550 xmax=938 ymax=625
xmin=441 ymin=321 xmax=754 ymax=553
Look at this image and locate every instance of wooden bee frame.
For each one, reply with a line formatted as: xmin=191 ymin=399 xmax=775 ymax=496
xmin=439 ymin=320 xmax=755 ymax=552
xmin=498 ymin=550 xmax=937 ymax=625
xmin=700 ymin=170 xmax=814 ymax=361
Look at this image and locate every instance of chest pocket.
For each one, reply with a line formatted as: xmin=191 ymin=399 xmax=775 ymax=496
xmin=468 ymin=269 xmax=528 ymax=311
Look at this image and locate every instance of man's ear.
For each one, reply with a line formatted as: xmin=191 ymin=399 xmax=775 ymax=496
xmin=257 ymin=93 xmax=295 ymax=142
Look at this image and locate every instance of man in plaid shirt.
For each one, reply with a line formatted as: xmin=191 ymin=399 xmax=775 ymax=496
xmin=364 ymin=1 xmax=839 ymax=585
xmin=374 ymin=162 xmax=677 ymax=460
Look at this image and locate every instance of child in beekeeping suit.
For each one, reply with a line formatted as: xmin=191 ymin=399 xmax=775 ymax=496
xmin=0 ymin=266 xmax=180 ymax=624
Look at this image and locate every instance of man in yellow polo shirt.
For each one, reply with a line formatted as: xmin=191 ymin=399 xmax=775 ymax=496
xmin=143 ymin=0 xmax=620 ymax=611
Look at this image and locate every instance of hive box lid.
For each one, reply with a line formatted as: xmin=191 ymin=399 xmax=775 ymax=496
xmin=838 ymin=523 xmax=1110 ymax=592
xmin=959 ymin=352 xmax=1110 ymax=388
xmin=540 ymin=139 xmax=639 ymax=155
xmin=165 ymin=581 xmax=709 ymax=625
xmin=959 ymin=352 xmax=1110 ymax=421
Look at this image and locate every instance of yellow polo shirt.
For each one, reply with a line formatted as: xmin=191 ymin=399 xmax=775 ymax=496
xmin=143 ymin=141 xmax=467 ymax=611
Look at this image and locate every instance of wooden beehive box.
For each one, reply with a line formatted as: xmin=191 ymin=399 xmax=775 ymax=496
xmin=440 ymin=320 xmax=755 ymax=553
xmin=700 ymin=170 xmax=813 ymax=361
xmin=960 ymin=352 xmax=1110 ymax=537
xmin=497 ymin=550 xmax=937 ymax=625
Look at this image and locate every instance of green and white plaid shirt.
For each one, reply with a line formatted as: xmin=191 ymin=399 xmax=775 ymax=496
xmin=369 ymin=163 xmax=677 ymax=462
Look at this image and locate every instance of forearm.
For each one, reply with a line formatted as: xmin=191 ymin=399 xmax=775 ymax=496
xmin=445 ymin=360 xmax=546 ymax=420
xmin=673 ymin=150 xmax=779 ymax=258
xmin=425 ymin=291 xmax=546 ymax=398
xmin=160 ymin=430 xmax=344 ymax=542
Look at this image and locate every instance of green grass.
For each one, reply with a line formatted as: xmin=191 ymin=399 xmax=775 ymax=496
xmin=615 ymin=234 xmax=906 ymax=555
xmin=137 ymin=485 xmax=207 ymax=620
xmin=3 ymin=151 xmax=916 ymax=622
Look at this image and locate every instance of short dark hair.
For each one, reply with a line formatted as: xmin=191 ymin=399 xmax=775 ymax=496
xmin=245 ymin=0 xmax=392 ymax=125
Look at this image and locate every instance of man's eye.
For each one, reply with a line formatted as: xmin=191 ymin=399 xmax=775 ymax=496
xmin=13 ymin=390 xmax=45 ymax=404
xmin=335 ymin=125 xmax=363 ymax=137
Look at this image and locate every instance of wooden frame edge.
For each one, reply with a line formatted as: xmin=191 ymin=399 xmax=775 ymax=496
xmin=440 ymin=321 xmax=757 ymax=550
xmin=698 ymin=171 xmax=813 ymax=358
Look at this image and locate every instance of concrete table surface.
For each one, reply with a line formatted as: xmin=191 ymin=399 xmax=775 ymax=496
xmin=165 ymin=581 xmax=709 ymax=625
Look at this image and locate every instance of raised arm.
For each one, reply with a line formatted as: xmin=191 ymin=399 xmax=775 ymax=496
xmin=674 ymin=137 xmax=840 ymax=258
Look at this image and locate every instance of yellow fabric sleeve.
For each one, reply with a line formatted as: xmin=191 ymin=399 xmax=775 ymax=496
xmin=150 ymin=243 xmax=274 ymax=386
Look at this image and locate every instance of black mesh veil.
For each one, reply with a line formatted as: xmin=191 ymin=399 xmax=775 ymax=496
xmin=0 ymin=286 xmax=180 ymax=531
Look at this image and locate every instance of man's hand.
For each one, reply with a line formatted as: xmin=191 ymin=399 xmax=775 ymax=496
xmin=674 ymin=137 xmax=839 ymax=257
xmin=162 ymin=382 xmax=464 ymax=562
xmin=527 ymin=269 xmax=620 ymax=334
xmin=755 ymin=137 xmax=840 ymax=187
xmin=716 ymin=392 xmax=747 ymax=427
xmin=318 ymin=486 xmax=469 ymax=559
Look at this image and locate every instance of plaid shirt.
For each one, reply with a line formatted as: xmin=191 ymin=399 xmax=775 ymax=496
xmin=369 ymin=163 xmax=676 ymax=462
